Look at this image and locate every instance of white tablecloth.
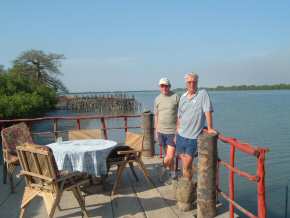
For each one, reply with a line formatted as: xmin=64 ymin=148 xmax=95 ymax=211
xmin=47 ymin=139 xmax=117 ymax=176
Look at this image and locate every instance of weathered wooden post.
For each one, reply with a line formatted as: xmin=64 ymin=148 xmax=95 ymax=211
xmin=197 ymin=131 xmax=218 ymax=218
xmin=142 ymin=111 xmax=154 ymax=157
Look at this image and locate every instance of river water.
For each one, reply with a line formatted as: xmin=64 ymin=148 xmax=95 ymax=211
xmin=44 ymin=90 xmax=290 ymax=217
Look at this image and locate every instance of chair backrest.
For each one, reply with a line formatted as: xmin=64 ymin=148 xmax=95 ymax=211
xmin=68 ymin=129 xmax=105 ymax=140
xmin=16 ymin=143 xmax=59 ymax=189
xmin=125 ymin=132 xmax=144 ymax=151
xmin=1 ymin=122 xmax=33 ymax=151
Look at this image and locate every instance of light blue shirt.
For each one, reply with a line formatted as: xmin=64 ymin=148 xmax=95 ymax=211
xmin=177 ymin=89 xmax=213 ymax=139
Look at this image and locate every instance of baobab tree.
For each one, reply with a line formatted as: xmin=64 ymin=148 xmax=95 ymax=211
xmin=13 ymin=49 xmax=68 ymax=93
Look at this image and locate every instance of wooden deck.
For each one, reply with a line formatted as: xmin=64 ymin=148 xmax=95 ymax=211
xmin=0 ymin=156 xmax=236 ymax=218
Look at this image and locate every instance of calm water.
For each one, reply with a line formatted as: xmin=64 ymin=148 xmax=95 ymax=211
xmin=135 ymin=90 xmax=290 ymax=218
xmin=39 ymin=90 xmax=290 ymax=217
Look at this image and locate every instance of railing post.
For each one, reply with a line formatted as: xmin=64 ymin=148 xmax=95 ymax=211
xmin=77 ymin=119 xmax=81 ymax=129
xmin=124 ymin=117 xmax=128 ymax=133
xmin=53 ymin=119 xmax=58 ymax=141
xmin=229 ymin=144 xmax=236 ymax=218
xmin=197 ymin=131 xmax=218 ymax=218
xmin=285 ymin=184 xmax=288 ymax=218
xmin=257 ymin=149 xmax=267 ymax=218
xmin=142 ymin=111 xmax=154 ymax=157
xmin=100 ymin=117 xmax=108 ymax=139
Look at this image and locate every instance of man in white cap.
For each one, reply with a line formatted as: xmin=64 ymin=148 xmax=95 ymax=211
xmin=154 ymin=77 xmax=180 ymax=182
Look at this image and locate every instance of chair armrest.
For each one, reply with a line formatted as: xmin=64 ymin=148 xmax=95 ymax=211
xmin=3 ymin=147 xmax=17 ymax=155
xmin=17 ymin=171 xmax=54 ymax=182
xmin=117 ymin=150 xmax=141 ymax=155
xmin=55 ymin=171 xmax=88 ymax=183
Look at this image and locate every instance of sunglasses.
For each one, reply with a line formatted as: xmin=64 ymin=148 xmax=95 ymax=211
xmin=160 ymin=84 xmax=169 ymax=88
xmin=186 ymin=81 xmax=197 ymax=84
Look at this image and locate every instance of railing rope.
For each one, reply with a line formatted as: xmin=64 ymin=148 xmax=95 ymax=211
xmin=218 ymin=159 xmax=258 ymax=181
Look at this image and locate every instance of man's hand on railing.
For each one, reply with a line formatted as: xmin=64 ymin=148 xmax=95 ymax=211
xmin=207 ymin=128 xmax=217 ymax=134
xmin=203 ymin=127 xmax=217 ymax=135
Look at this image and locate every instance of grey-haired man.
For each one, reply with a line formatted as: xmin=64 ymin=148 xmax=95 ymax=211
xmin=176 ymin=73 xmax=216 ymax=180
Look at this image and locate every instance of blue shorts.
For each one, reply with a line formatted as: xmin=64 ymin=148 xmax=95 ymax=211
xmin=158 ymin=132 xmax=175 ymax=148
xmin=175 ymin=134 xmax=197 ymax=157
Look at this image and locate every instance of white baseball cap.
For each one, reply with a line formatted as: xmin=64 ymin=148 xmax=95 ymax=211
xmin=159 ymin=77 xmax=171 ymax=86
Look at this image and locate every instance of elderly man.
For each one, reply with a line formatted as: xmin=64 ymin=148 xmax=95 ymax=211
xmin=176 ymin=73 xmax=215 ymax=180
xmin=154 ymin=77 xmax=179 ymax=181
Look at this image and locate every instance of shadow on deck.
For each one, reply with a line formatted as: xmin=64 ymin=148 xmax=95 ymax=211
xmin=0 ymin=156 xmax=235 ymax=218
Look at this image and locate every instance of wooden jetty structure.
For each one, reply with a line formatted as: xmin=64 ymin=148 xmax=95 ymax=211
xmin=56 ymin=93 xmax=141 ymax=114
xmin=0 ymin=112 xmax=269 ymax=218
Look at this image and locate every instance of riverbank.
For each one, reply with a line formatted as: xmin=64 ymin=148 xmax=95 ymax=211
xmin=175 ymin=83 xmax=290 ymax=92
xmin=65 ymin=83 xmax=290 ymax=96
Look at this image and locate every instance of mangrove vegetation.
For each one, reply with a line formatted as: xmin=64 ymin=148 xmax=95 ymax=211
xmin=0 ymin=50 xmax=66 ymax=119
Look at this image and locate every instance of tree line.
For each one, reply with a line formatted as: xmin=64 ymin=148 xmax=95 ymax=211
xmin=0 ymin=49 xmax=67 ymax=119
xmin=207 ymin=84 xmax=290 ymax=91
xmin=173 ymin=83 xmax=290 ymax=92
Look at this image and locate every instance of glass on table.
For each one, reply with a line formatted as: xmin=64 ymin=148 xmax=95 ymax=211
xmin=56 ymin=136 xmax=63 ymax=144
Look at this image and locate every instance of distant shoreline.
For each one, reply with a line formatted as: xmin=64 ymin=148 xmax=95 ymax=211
xmin=175 ymin=83 xmax=290 ymax=92
xmin=66 ymin=83 xmax=290 ymax=95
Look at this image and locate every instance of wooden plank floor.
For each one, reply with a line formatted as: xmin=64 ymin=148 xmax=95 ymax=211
xmin=0 ymin=156 xmax=237 ymax=218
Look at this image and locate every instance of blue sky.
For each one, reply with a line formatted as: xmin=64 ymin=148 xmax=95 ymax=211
xmin=1 ymin=1 xmax=290 ymax=91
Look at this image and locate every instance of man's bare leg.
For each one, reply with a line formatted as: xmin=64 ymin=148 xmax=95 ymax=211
xmin=180 ymin=154 xmax=193 ymax=180
xmin=164 ymin=145 xmax=175 ymax=168
xmin=160 ymin=145 xmax=176 ymax=181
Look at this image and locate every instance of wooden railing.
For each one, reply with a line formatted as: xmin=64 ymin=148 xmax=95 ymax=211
xmin=0 ymin=114 xmax=142 ymax=141
xmin=0 ymin=115 xmax=269 ymax=217
xmin=218 ymin=134 xmax=269 ymax=218
xmin=159 ymin=132 xmax=269 ymax=218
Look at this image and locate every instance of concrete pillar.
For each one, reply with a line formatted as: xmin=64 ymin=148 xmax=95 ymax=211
xmin=175 ymin=177 xmax=196 ymax=211
xmin=197 ymin=131 xmax=218 ymax=218
xmin=142 ymin=111 xmax=154 ymax=157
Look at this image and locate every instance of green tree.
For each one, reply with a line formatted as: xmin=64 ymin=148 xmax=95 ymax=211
xmin=0 ymin=73 xmax=57 ymax=119
xmin=0 ymin=65 xmax=6 ymax=74
xmin=12 ymin=49 xmax=68 ymax=93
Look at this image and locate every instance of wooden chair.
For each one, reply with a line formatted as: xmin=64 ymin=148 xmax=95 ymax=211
xmin=107 ymin=132 xmax=152 ymax=195
xmin=16 ymin=143 xmax=90 ymax=218
xmin=68 ymin=129 xmax=105 ymax=140
xmin=1 ymin=122 xmax=33 ymax=193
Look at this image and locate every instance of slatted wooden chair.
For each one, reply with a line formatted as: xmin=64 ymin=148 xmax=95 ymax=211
xmin=1 ymin=122 xmax=33 ymax=193
xmin=68 ymin=129 xmax=105 ymax=140
xmin=16 ymin=143 xmax=90 ymax=218
xmin=107 ymin=131 xmax=152 ymax=195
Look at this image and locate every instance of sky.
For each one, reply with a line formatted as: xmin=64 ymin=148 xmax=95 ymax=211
xmin=1 ymin=1 xmax=290 ymax=92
